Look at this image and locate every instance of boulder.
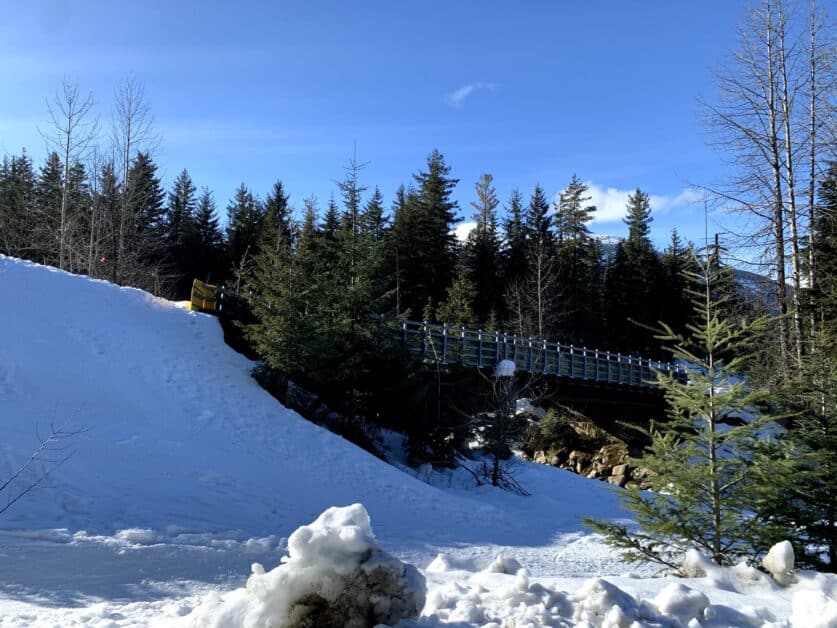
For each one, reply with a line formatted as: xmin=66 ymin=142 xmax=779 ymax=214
xmin=611 ymin=463 xmax=629 ymax=477
xmin=607 ymin=474 xmax=628 ymax=487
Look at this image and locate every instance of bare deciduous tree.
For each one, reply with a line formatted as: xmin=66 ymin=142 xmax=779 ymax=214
xmin=704 ymin=0 xmax=835 ymax=378
xmin=41 ymin=82 xmax=98 ymax=271
xmin=1 ymin=424 xmax=83 ymax=516
xmin=110 ymin=76 xmax=158 ymax=285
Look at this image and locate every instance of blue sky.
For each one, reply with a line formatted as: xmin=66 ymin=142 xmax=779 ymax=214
xmin=0 ymin=1 xmax=749 ymax=247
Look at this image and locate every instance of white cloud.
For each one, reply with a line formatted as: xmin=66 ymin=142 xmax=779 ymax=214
xmin=554 ymin=183 xmax=702 ymax=223
xmin=445 ymin=82 xmax=497 ymax=109
xmin=454 ymin=221 xmax=477 ymax=242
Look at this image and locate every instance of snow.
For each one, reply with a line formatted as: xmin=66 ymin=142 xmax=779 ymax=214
xmin=494 ymin=359 xmax=516 ymax=377
xmin=0 ymin=255 xmax=835 ymax=627
xmin=185 ymin=504 xmax=425 ymax=627
xmin=763 ymin=540 xmax=795 ymax=582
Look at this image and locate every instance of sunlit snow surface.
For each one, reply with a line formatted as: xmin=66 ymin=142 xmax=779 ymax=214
xmin=0 ymin=255 xmax=834 ymax=626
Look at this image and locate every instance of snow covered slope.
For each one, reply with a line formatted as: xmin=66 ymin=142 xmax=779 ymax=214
xmin=0 ymin=255 xmax=620 ymax=559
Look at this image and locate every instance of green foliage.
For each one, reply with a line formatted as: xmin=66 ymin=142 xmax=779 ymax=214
xmin=389 ymin=150 xmax=459 ymax=318
xmin=812 ymin=161 xmax=837 ymax=334
xmin=605 ymin=189 xmax=665 ymax=356
xmin=554 ymin=174 xmax=601 ymax=344
xmin=463 ymin=173 xmax=501 ymax=323
xmin=764 ymin=334 xmax=837 ymax=571
xmin=226 ymin=183 xmax=264 ymax=271
xmin=585 ymin=251 xmax=786 ymax=569
xmin=0 ymin=151 xmax=36 ymax=257
xmin=437 ymin=263 xmax=478 ymax=327
xmin=500 ymin=188 xmax=528 ymax=292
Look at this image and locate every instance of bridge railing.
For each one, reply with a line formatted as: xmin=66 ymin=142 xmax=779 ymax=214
xmin=398 ymin=320 xmax=686 ymax=388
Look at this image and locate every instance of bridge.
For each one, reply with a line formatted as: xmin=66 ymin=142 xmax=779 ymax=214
xmin=397 ymin=319 xmax=687 ymax=389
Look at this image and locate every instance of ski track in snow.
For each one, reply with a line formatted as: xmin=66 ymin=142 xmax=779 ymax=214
xmin=0 ymin=255 xmax=834 ymax=626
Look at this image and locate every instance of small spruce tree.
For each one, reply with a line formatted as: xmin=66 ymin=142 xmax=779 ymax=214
xmin=585 ymin=247 xmax=784 ymax=568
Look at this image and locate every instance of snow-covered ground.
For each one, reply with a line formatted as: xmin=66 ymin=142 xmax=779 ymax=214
xmin=0 ymin=255 xmax=834 ymax=627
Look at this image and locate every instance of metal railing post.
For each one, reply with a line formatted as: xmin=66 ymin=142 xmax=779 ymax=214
xmin=568 ymin=345 xmax=574 ymax=378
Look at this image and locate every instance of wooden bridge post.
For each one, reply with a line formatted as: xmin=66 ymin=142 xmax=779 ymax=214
xmin=594 ymin=349 xmax=600 ymax=382
xmin=617 ymin=353 xmax=623 ymax=384
xmin=422 ymin=320 xmax=428 ymax=359
xmin=401 ymin=320 xmax=407 ymax=343
xmin=495 ymin=331 xmax=500 ymax=365
xmin=542 ymin=339 xmax=548 ymax=374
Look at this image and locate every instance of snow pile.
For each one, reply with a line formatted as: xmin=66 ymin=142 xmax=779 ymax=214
xmin=494 ymin=359 xmax=516 ymax=377
xmin=422 ymin=572 xmax=717 ymax=627
xmin=790 ymin=589 xmax=837 ymax=628
xmin=763 ymin=539 xmax=795 ymax=586
xmin=185 ymin=504 xmax=425 ymax=628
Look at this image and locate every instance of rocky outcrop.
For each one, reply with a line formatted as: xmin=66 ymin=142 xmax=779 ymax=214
xmin=531 ymin=441 xmax=652 ymax=487
xmin=525 ymin=414 xmax=653 ymax=488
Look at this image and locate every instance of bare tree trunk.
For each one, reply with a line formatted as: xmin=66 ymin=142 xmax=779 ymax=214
xmin=765 ymin=2 xmax=792 ymax=376
xmin=42 ymin=82 xmax=97 ymax=271
xmin=777 ymin=5 xmax=804 ymax=365
xmin=111 ymin=77 xmax=156 ymax=285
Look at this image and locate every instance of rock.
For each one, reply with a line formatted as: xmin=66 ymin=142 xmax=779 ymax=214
xmin=586 ymin=469 xmax=598 ymax=479
xmin=612 ymin=463 xmax=629 ymax=477
xmin=607 ymin=474 xmax=628 ymax=487
xmin=549 ymin=454 xmax=561 ymax=466
xmin=533 ymin=450 xmax=549 ymax=465
xmin=763 ymin=541 xmax=796 ymax=586
xmin=597 ymin=442 xmax=628 ymax=468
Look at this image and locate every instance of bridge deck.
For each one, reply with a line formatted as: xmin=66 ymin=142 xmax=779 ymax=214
xmin=399 ymin=320 xmax=686 ymax=389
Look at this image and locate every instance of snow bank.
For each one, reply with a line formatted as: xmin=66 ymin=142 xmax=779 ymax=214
xmin=185 ymin=504 xmax=425 ymax=628
xmin=791 ymin=589 xmax=837 ymax=628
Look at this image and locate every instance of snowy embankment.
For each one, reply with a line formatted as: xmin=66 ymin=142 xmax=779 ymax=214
xmin=0 ymin=255 xmax=834 ymax=627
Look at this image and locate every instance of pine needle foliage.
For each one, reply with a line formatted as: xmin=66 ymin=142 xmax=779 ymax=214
xmin=584 ymin=247 xmax=785 ymax=569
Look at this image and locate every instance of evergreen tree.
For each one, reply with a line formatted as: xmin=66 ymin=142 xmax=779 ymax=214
xmin=34 ymin=152 xmax=63 ymax=265
xmin=437 ymin=262 xmax=478 ymax=327
xmin=500 ymin=188 xmax=528 ymax=293
xmin=554 ymin=174 xmax=600 ymax=343
xmin=391 ymin=150 xmax=459 ymax=318
xmin=525 ymin=184 xmax=554 ymax=255
xmin=605 ymin=188 xmax=665 ymax=355
xmin=768 ymin=333 xmax=837 ymax=571
xmin=246 ymin=226 xmax=318 ymax=378
xmin=586 ymin=252 xmax=785 ymax=568
xmin=261 ymin=179 xmax=292 ymax=252
xmin=811 ymin=161 xmax=837 ymax=335
xmin=463 ymin=173 xmax=501 ymax=323
xmin=126 ymin=152 xmax=166 ymax=245
xmin=192 ymin=187 xmax=226 ymax=284
xmin=64 ymin=161 xmax=91 ymax=273
xmin=166 ymin=169 xmax=197 ymax=253
xmin=0 ymin=151 xmax=36 ymax=257
xmin=555 ymin=174 xmax=595 ymax=244
xmin=94 ymin=162 xmax=121 ymax=279
xmin=659 ymin=229 xmax=695 ymax=338
xmin=360 ymin=186 xmax=387 ymax=241
xmin=226 ymin=183 xmax=263 ymax=273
